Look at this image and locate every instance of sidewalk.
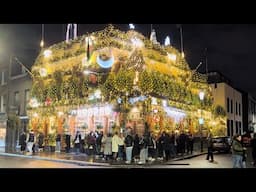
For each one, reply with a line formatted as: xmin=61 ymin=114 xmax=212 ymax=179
xmin=0 ymin=150 xmax=207 ymax=167
xmin=0 ymin=151 xmax=110 ymax=167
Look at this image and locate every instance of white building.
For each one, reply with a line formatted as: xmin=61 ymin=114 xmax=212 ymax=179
xmin=208 ymin=72 xmax=243 ymax=137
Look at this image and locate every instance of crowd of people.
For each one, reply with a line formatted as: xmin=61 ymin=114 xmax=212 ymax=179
xmin=18 ymin=128 xmax=256 ymax=167
xmin=18 ymin=129 xmax=195 ymax=164
xmin=69 ymin=129 xmax=195 ymax=164
xmin=231 ymin=132 xmax=256 ymax=168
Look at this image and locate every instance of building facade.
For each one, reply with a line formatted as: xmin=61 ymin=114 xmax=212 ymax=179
xmin=4 ymin=57 xmax=32 ymax=151
xmin=208 ymin=72 xmax=243 ymax=137
xmin=0 ymin=63 xmax=9 ymax=149
xmin=242 ymin=93 xmax=256 ymax=133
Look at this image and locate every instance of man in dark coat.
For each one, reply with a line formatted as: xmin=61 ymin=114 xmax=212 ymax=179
xmin=250 ymin=133 xmax=256 ymax=166
xmin=179 ymin=131 xmax=187 ymax=158
xmin=206 ymin=133 xmax=214 ymax=162
xmin=19 ymin=131 xmax=26 ymax=153
xmin=65 ymin=133 xmax=71 ymax=153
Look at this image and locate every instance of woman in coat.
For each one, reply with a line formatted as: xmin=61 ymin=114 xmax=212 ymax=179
xmin=102 ymin=133 xmax=112 ymax=160
xmin=111 ymin=132 xmax=119 ymax=160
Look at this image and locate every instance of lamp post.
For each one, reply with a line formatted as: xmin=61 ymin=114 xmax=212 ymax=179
xmin=199 ymin=91 xmax=205 ymax=152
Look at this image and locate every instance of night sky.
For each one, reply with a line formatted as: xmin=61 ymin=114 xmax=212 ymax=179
xmin=0 ymin=24 xmax=255 ymax=96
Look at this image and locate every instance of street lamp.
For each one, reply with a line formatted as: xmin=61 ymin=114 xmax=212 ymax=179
xmin=199 ymin=91 xmax=205 ymax=152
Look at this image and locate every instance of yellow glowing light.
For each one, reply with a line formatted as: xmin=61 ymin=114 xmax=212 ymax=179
xmin=58 ymin=111 xmax=64 ymax=116
xmin=167 ymin=53 xmax=177 ymax=61
xmin=181 ymin=52 xmax=185 ymax=58
xmin=199 ymin=91 xmax=205 ymax=101
xmin=85 ymin=36 xmax=94 ymax=45
xmin=40 ymin=40 xmax=44 ymax=48
xmin=94 ymin=89 xmax=102 ymax=99
xmin=212 ymin=121 xmax=217 ymax=126
xmin=29 ymin=98 xmax=39 ymax=108
xmin=131 ymin=37 xmax=144 ymax=48
xmin=39 ymin=68 xmax=47 ymax=77
xmin=33 ymin=113 xmax=38 ymax=118
xmin=43 ymin=49 xmax=52 ymax=58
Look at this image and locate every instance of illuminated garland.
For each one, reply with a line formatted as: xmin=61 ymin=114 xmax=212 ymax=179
xmin=30 ymin=25 xmax=225 ymax=136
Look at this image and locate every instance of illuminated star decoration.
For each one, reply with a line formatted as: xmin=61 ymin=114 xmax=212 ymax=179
xmin=164 ymin=36 xmax=171 ymax=46
xmin=129 ymin=24 xmax=135 ymax=29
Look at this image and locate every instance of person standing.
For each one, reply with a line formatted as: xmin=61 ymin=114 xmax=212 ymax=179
xmin=55 ymin=134 xmax=61 ymax=152
xmin=87 ymin=132 xmax=96 ymax=155
xmin=96 ymin=131 xmax=103 ymax=156
xmin=117 ymin=133 xmax=125 ymax=161
xmin=19 ymin=131 xmax=26 ymax=154
xmin=124 ymin=131 xmax=134 ymax=164
xmin=250 ymin=133 xmax=256 ymax=167
xmin=187 ymin=133 xmax=194 ymax=154
xmin=179 ymin=131 xmax=187 ymax=158
xmin=132 ymin=134 xmax=140 ymax=163
xmin=74 ymin=131 xmax=81 ymax=154
xmin=157 ymin=132 xmax=164 ymax=160
xmin=138 ymin=134 xmax=148 ymax=164
xmin=206 ymin=133 xmax=214 ymax=162
xmin=102 ymin=133 xmax=112 ymax=161
xmin=65 ymin=132 xmax=71 ymax=153
xmin=26 ymin=130 xmax=35 ymax=155
xmin=232 ymin=134 xmax=245 ymax=168
xmin=147 ymin=133 xmax=156 ymax=161
xmin=162 ymin=132 xmax=171 ymax=161
xmin=38 ymin=132 xmax=44 ymax=152
xmin=112 ymin=132 xmax=119 ymax=160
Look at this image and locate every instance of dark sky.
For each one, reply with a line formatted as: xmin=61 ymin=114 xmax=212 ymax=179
xmin=0 ymin=24 xmax=255 ymax=96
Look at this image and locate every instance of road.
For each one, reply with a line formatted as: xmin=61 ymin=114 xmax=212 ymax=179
xmin=0 ymin=153 xmax=254 ymax=168
xmin=149 ymin=153 xmax=255 ymax=168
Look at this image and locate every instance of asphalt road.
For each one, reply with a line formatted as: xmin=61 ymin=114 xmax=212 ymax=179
xmin=149 ymin=152 xmax=255 ymax=168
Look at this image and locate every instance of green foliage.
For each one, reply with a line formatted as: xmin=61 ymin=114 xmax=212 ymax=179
xmin=138 ymin=71 xmax=154 ymax=94
xmin=102 ymin=73 xmax=118 ymax=100
xmin=115 ymin=70 xmax=135 ymax=93
xmin=31 ymin=81 xmax=44 ymax=102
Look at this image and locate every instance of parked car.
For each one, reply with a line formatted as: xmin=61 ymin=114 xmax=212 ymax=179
xmin=212 ymin=136 xmax=231 ymax=153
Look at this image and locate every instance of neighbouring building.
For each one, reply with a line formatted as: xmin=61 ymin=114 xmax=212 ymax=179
xmin=208 ymin=71 xmax=243 ymax=137
xmin=0 ymin=59 xmax=9 ymax=150
xmin=242 ymin=92 xmax=256 ymax=133
xmin=5 ymin=56 xmax=32 ymax=151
